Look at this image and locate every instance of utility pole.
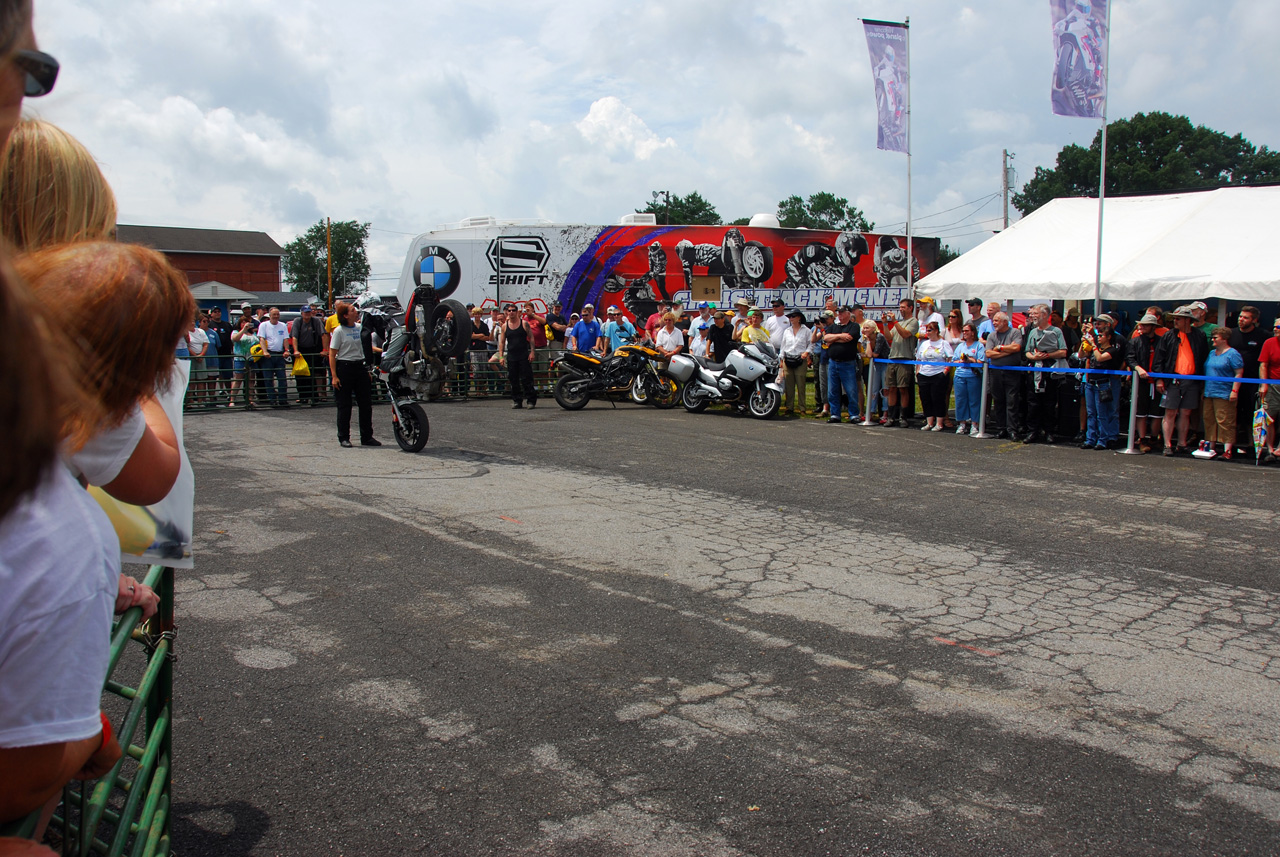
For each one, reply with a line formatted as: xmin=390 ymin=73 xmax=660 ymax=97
xmin=325 ymin=217 xmax=333 ymax=309
xmin=1001 ymin=150 xmax=1013 ymax=230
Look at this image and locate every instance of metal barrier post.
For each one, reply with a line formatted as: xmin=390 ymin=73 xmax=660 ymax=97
xmin=1119 ymin=369 xmax=1143 ymax=455
xmin=973 ymin=361 xmax=995 ymax=438
xmin=858 ymin=359 xmax=878 ymax=426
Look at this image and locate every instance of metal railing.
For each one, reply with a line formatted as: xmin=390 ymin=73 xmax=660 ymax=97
xmin=181 ymin=350 xmax=563 ymax=411
xmin=2 ymin=565 xmax=174 ymax=855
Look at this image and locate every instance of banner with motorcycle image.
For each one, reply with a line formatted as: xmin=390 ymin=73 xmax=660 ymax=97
xmin=1050 ymin=0 xmax=1109 ymax=118
xmin=862 ymin=19 xmax=908 ymax=154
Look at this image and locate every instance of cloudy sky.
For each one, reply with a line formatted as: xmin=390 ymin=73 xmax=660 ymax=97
xmin=30 ymin=0 xmax=1280 ymax=292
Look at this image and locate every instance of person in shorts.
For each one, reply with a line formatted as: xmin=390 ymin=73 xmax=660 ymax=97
xmin=1154 ymin=305 xmax=1209 ymax=455
xmin=882 ymin=299 xmax=918 ymax=427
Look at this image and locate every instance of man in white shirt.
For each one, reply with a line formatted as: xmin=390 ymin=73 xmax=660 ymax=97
xmin=686 ymin=303 xmax=713 ymax=357
xmin=764 ymin=298 xmax=789 ymax=348
xmin=256 ymin=307 xmax=292 ymax=407
xmin=916 ymin=297 xmax=944 ymax=340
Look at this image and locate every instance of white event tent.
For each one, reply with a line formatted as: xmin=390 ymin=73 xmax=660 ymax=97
xmin=918 ymin=186 xmax=1280 ymax=304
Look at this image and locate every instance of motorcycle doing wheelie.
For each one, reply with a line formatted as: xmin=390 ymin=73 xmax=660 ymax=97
xmin=553 ymin=341 xmax=680 ymax=410
xmin=667 ymin=341 xmax=784 ymax=419
xmin=367 ymin=285 xmax=471 ymax=452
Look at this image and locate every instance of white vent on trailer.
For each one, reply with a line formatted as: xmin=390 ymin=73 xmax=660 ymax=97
xmin=460 ymin=216 xmax=497 ymax=228
xmin=618 ymin=213 xmax=657 ymax=225
xmin=748 ymin=213 xmax=781 ymax=228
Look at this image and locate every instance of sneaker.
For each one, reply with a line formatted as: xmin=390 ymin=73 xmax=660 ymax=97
xmin=827 ymin=417 xmax=841 ymax=424
xmin=361 ymin=438 xmax=383 ymax=447
xmin=512 ymin=402 xmax=523 ymax=409
xmin=955 ymin=423 xmax=968 ymax=435
xmin=969 ymin=425 xmax=981 ymax=437
xmin=897 ymin=418 xmax=910 ymax=428
xmin=931 ymin=424 xmax=944 ymax=432
xmin=1163 ymin=446 xmax=1174 ymax=457
xmin=920 ymin=423 xmax=932 ymax=431
xmin=340 ymin=440 xmax=353 ymax=448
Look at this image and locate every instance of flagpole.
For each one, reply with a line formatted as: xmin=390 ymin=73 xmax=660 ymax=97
xmin=905 ymin=16 xmax=913 ymax=302
xmin=1092 ymin=4 xmax=1112 ymax=317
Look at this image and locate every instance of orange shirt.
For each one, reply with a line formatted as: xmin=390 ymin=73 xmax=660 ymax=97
xmin=1175 ymin=332 xmax=1196 ymax=375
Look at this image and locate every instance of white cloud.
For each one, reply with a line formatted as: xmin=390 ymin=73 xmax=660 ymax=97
xmin=575 ymin=97 xmax=676 ymax=161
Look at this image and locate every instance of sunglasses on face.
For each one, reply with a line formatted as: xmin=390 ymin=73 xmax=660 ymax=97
xmin=15 ymin=50 xmax=59 ymax=98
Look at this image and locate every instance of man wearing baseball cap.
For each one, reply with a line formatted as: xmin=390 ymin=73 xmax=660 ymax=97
xmin=545 ymin=300 xmax=568 ymax=355
xmin=291 ymin=304 xmax=327 ymax=406
xmin=764 ymin=297 xmax=789 ymax=348
xmin=1153 ymin=306 xmax=1209 ymax=455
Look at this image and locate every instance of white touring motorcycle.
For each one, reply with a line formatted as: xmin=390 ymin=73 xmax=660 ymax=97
xmin=667 ymin=342 xmax=784 ymax=420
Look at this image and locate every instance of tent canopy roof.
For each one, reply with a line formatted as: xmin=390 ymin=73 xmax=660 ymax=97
xmin=918 ymin=186 xmax=1280 ymax=303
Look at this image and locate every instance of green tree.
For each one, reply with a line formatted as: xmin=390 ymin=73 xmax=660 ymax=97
xmin=281 ymin=219 xmax=372 ymax=297
xmin=1013 ymin=111 xmax=1280 ymax=216
xmin=637 ymin=191 xmax=721 ymax=225
xmin=776 ymin=192 xmax=874 ymax=231
xmin=937 ymin=243 xmax=960 ymax=266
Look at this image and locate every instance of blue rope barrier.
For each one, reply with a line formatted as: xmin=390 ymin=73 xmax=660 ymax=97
xmin=871 ymin=358 xmax=1275 ymax=385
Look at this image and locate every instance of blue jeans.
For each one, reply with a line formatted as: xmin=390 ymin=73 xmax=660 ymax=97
xmin=954 ymin=371 xmax=982 ymax=423
xmin=1084 ymin=377 xmax=1121 ymax=446
xmin=827 ymin=359 xmax=860 ymax=419
xmin=263 ymin=354 xmax=287 ymax=405
xmin=867 ymin=361 xmax=885 ymax=416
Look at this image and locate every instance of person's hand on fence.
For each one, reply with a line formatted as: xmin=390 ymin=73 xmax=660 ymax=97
xmin=114 ymin=574 xmax=159 ymax=619
xmin=73 ymin=733 xmax=121 ymax=782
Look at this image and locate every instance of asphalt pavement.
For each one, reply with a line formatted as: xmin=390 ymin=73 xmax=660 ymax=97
xmin=174 ymin=396 xmax=1280 ymax=855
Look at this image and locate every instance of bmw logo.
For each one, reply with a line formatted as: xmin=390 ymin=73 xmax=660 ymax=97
xmin=414 ymin=246 xmax=461 ymax=297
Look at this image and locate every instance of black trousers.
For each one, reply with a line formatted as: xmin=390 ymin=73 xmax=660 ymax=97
xmin=508 ymin=353 xmax=536 ymax=404
xmin=1025 ymin=373 xmax=1060 ymax=437
xmin=335 ymin=360 xmax=374 ymax=442
xmin=991 ymin=366 xmax=1024 ymax=436
xmin=917 ymin=372 xmax=951 ymax=419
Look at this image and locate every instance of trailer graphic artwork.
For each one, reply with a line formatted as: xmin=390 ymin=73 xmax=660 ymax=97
xmin=397 ymin=224 xmax=937 ymax=321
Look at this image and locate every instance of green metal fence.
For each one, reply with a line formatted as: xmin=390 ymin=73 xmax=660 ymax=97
xmin=2 ymin=565 xmax=174 ymax=856
xmin=181 ymin=350 xmax=562 ymax=412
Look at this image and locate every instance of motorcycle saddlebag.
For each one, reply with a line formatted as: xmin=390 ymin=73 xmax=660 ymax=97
xmin=666 ymin=354 xmax=696 ymax=383
xmin=559 ymin=351 xmax=603 ymax=374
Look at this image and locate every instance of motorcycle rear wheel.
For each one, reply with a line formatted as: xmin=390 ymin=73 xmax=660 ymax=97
xmin=554 ymin=375 xmax=592 ymax=410
xmin=428 ymin=299 xmax=473 ymax=361
xmin=393 ymin=402 xmax=430 ymax=452
xmin=682 ymin=381 xmax=709 ymax=413
xmin=748 ymin=386 xmax=780 ymax=420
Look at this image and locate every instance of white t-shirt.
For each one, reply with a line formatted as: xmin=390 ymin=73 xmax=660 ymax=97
xmin=67 ymin=404 xmax=147 ymax=487
xmin=257 ymin=320 xmax=290 ymax=353
xmin=655 ymin=327 xmax=685 ymax=353
xmin=0 ymin=465 xmax=119 ymax=748
xmin=763 ymin=313 xmax=789 ymax=347
xmin=188 ymin=327 xmax=209 ymax=357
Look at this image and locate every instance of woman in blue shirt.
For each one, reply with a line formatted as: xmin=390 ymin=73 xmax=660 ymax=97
xmin=952 ymin=322 xmax=986 ymax=435
xmin=1202 ymin=327 xmax=1244 ymax=459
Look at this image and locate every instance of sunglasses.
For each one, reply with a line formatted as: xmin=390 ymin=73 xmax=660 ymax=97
xmin=15 ymin=50 xmax=59 ymax=98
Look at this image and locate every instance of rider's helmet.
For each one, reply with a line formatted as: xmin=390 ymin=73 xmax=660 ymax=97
xmin=834 ymin=232 xmax=860 ymax=267
xmin=1073 ymin=0 xmax=1091 ymax=14
xmin=882 ymin=46 xmax=896 ymax=65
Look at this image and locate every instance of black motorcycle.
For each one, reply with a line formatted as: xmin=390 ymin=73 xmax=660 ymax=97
xmin=368 ymin=286 xmax=471 ymax=452
xmin=553 ymin=342 xmax=680 ymax=410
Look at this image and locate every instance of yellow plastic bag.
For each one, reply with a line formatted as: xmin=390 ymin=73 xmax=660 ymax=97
xmin=292 ymin=353 xmax=311 ymax=377
xmin=87 ymin=486 xmax=157 ymax=556
xmin=249 ymin=342 xmax=266 ymax=362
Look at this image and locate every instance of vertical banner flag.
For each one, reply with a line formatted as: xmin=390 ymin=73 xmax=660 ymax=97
xmin=1050 ymin=0 xmax=1109 ymax=117
xmin=862 ymin=20 xmax=909 ymax=154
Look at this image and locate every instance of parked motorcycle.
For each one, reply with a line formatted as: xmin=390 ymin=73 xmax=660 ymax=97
xmin=553 ymin=342 xmax=680 ymax=410
xmin=370 ymin=286 xmax=471 ymax=452
xmin=667 ymin=342 xmax=783 ymax=419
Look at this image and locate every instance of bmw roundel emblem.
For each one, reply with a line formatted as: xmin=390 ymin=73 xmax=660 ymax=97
xmin=414 ymin=245 xmax=461 ymax=298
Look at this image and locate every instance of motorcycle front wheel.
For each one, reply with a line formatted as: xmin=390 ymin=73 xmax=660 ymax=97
xmin=747 ymin=386 xmax=781 ymax=420
xmin=651 ymin=375 xmax=680 ymax=409
xmin=393 ymin=402 xmax=430 ymax=452
xmin=629 ymin=376 xmax=649 ymax=406
xmin=554 ymin=375 xmax=592 ymax=410
xmin=681 ymin=381 xmax=709 ymax=413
